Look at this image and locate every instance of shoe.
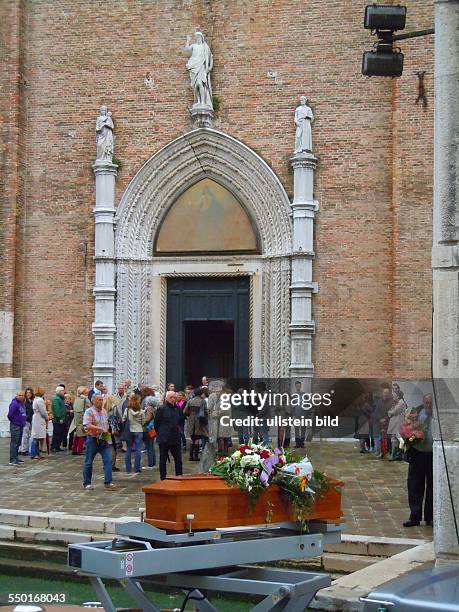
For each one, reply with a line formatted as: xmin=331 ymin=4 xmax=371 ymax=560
xmin=142 ymin=466 xmax=155 ymax=470
xmin=8 ymin=461 xmax=21 ymax=466
xmin=105 ymin=483 xmax=118 ymax=490
xmin=16 ymin=459 xmax=24 ymax=464
xmin=425 ymin=520 xmax=433 ymax=527
xmin=403 ymin=520 xmax=420 ymax=527
xmin=112 ymin=466 xmax=120 ymax=472
xmin=83 ymin=484 xmax=94 ymax=490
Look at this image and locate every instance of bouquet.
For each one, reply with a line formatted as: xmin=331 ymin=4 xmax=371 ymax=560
xmin=399 ymin=410 xmax=428 ymax=453
xmin=210 ymin=442 xmax=331 ymax=526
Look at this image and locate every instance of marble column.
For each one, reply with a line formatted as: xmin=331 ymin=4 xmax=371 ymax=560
xmin=92 ymin=160 xmax=118 ymax=391
xmin=432 ymin=0 xmax=459 ymax=564
xmin=289 ymin=151 xmax=318 ymax=379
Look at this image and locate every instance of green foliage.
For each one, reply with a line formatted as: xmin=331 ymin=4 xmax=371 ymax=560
xmin=213 ymin=95 xmax=221 ymax=113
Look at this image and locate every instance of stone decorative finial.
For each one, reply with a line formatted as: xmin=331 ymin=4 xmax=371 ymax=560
xmin=95 ymin=105 xmax=114 ymax=162
xmin=294 ymin=96 xmax=314 ymax=154
xmin=185 ymin=31 xmax=214 ymax=128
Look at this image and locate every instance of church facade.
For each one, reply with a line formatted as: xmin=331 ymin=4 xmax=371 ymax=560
xmin=0 ymin=1 xmax=434 ymax=429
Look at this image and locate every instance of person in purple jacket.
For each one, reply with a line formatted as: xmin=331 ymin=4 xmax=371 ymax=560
xmin=7 ymin=391 xmax=26 ymax=466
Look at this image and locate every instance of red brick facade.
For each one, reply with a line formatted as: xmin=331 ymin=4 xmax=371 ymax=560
xmin=0 ymin=0 xmax=434 ymax=392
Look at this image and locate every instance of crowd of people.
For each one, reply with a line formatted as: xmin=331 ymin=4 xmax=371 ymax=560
xmin=355 ymin=384 xmax=433 ymax=528
xmin=6 ymin=378 xmax=433 ymax=528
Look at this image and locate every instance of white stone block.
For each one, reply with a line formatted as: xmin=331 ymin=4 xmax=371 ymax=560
xmin=104 ymin=516 xmax=138 ymax=534
xmin=0 ymin=509 xmax=30 ymax=527
xmin=28 ymin=512 xmax=50 ymax=529
xmin=49 ymin=514 xmax=107 ymax=533
xmin=35 ymin=530 xmax=92 ymax=544
xmin=15 ymin=527 xmax=39 ymax=541
xmin=0 ymin=525 xmax=15 ymax=540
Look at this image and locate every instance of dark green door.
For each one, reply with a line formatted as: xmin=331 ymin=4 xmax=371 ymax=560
xmin=166 ymin=277 xmax=249 ymax=388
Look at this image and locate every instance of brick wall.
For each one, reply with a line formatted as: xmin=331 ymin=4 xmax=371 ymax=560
xmin=0 ymin=0 xmax=434 ymax=393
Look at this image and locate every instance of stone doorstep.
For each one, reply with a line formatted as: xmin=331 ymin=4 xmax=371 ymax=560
xmin=310 ymin=542 xmax=435 ymax=611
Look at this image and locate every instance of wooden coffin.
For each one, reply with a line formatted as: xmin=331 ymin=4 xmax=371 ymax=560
xmin=143 ymin=474 xmax=344 ymax=532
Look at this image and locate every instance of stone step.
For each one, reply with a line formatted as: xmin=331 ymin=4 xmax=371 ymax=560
xmin=324 ymin=534 xmax=427 ymax=558
xmin=0 ymin=539 xmax=68 ymax=563
xmin=322 ymin=552 xmax=379 ymax=573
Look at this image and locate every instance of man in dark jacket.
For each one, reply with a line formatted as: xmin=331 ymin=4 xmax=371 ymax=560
xmin=51 ymin=386 xmax=66 ymax=452
xmin=7 ymin=391 xmax=26 ymax=466
xmin=154 ymin=391 xmax=184 ymax=480
xmin=404 ymin=393 xmax=433 ymax=527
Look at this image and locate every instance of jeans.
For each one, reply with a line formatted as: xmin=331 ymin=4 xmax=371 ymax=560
xmin=159 ymin=443 xmax=183 ymax=480
xmin=9 ymin=424 xmax=23 ymax=463
xmin=82 ymin=436 xmax=113 ymax=486
xmin=19 ymin=422 xmax=31 ymax=453
xmin=30 ymin=438 xmax=40 ymax=459
xmin=144 ymin=435 xmax=156 ymax=467
xmin=125 ymin=432 xmax=143 ymax=472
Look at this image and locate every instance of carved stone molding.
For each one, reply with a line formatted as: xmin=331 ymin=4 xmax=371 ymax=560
xmin=114 ymin=129 xmax=293 ymax=385
xmin=116 ymin=129 xmax=292 ymax=260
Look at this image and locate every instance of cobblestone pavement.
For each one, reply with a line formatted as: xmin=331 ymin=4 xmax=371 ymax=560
xmin=0 ymin=439 xmax=432 ymax=540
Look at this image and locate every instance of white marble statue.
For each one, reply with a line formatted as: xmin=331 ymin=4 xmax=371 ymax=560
xmin=294 ymin=96 xmax=314 ymax=153
xmin=96 ymin=105 xmax=114 ymax=162
xmin=185 ymin=31 xmax=213 ymax=108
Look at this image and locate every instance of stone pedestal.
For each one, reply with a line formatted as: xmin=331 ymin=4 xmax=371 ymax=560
xmin=190 ymin=104 xmax=214 ymax=129
xmin=289 ymin=151 xmax=318 ymax=378
xmin=432 ymin=0 xmax=459 ymax=565
xmin=92 ymin=160 xmax=118 ymax=391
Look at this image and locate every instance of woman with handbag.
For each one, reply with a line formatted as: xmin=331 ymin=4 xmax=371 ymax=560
xmin=184 ymin=387 xmax=209 ymax=461
xmin=142 ymin=395 xmax=158 ymax=470
xmin=122 ymin=393 xmax=145 ymax=473
xmin=30 ymin=387 xmax=48 ymax=460
xmin=69 ymin=386 xmax=88 ymax=455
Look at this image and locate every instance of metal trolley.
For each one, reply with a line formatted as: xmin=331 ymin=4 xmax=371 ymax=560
xmin=68 ymin=519 xmax=343 ymax=611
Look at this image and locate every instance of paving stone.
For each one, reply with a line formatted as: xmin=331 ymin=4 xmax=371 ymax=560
xmin=0 ymin=440 xmax=434 ymax=541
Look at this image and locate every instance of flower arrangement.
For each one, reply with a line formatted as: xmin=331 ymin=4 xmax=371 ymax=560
xmin=210 ymin=442 xmax=331 ymax=526
xmin=399 ymin=410 xmax=428 ymax=453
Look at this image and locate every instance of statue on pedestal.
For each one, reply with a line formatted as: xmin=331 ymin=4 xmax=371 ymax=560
xmin=96 ymin=105 xmax=114 ymax=162
xmin=185 ymin=31 xmax=213 ymax=109
xmin=294 ymin=96 xmax=314 ymax=154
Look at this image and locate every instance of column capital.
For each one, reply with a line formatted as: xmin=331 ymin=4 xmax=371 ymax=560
xmin=290 ymin=151 xmax=317 ymax=170
xmin=92 ymin=160 xmax=118 ymax=176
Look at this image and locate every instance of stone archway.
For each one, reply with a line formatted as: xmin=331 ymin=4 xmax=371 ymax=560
xmin=114 ymin=128 xmax=293 ymax=386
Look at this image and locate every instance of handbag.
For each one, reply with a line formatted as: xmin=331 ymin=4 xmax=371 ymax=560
xmin=120 ymin=409 xmax=131 ymax=441
xmin=144 ymin=419 xmax=157 ymax=439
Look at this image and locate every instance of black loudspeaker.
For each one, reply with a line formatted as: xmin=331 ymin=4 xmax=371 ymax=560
xmin=362 ymin=50 xmax=404 ymax=77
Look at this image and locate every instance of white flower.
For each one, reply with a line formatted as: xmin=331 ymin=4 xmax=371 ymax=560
xmin=233 ymin=450 xmax=242 ymax=458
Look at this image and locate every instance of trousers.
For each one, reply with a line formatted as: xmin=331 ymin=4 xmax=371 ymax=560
xmin=407 ymin=448 xmax=433 ymax=523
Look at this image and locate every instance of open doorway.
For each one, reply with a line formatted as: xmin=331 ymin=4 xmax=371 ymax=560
xmin=184 ymin=320 xmax=234 ymax=387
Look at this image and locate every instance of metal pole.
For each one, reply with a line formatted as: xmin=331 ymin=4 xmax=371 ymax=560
xmin=392 ymin=27 xmax=435 ymax=41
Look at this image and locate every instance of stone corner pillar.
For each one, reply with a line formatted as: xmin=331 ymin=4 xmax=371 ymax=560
xmin=0 ymin=378 xmax=22 ymax=438
xmin=289 ymin=150 xmax=318 ymax=380
xmin=92 ymin=159 xmax=118 ymax=392
xmin=432 ymin=0 xmax=459 ymax=565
